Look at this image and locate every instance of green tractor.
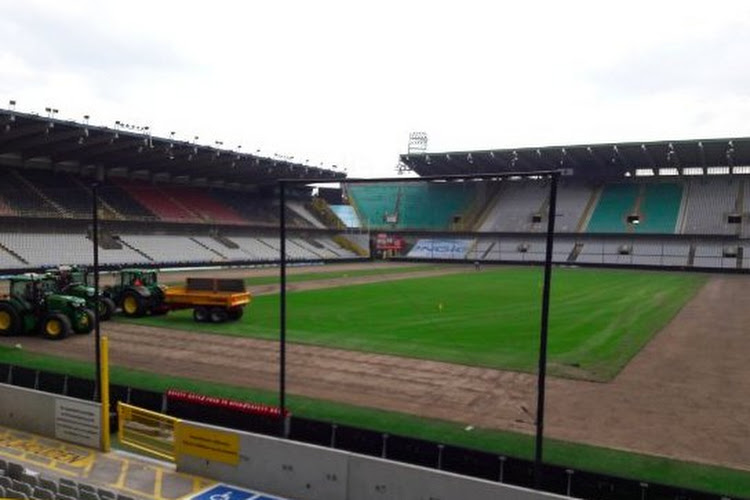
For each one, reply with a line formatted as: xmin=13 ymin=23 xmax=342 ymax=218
xmin=0 ymin=274 xmax=95 ymax=340
xmin=46 ymin=266 xmax=117 ymax=321
xmin=104 ymin=269 xmax=168 ymax=318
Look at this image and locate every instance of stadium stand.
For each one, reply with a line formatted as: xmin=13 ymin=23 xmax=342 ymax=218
xmin=478 ymin=180 xmax=549 ymax=232
xmin=585 ymin=183 xmax=639 ymax=233
xmin=0 ymin=459 xmax=132 ymax=500
xmin=287 ymin=201 xmax=326 ymax=228
xmin=348 ymin=182 xmax=476 ymax=230
xmin=114 ymin=179 xmax=200 ymax=223
xmin=552 ymin=181 xmax=593 ymax=233
xmin=329 ymin=205 xmax=360 ymax=228
xmin=16 ymin=170 xmax=92 ymax=218
xmin=97 ymin=184 xmax=156 ymax=220
xmin=636 ymin=183 xmax=683 ymax=233
xmin=682 ymin=177 xmax=739 ymax=235
xmin=159 ymin=186 xmax=248 ymax=225
xmin=118 ymin=234 xmax=220 ymax=263
xmin=0 ymin=170 xmax=59 ymax=217
xmin=216 ymin=191 xmax=278 ymax=225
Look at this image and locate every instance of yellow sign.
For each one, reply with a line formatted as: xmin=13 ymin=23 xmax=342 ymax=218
xmin=175 ymin=423 xmax=240 ymax=465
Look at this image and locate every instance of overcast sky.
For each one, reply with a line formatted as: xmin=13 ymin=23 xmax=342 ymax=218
xmin=2 ymin=0 xmax=750 ymax=177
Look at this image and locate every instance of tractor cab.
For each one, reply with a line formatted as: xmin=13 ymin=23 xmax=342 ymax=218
xmin=120 ymin=269 xmax=158 ymax=288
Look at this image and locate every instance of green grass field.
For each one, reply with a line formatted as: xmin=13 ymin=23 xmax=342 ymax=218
xmin=130 ymin=266 xmax=706 ymax=381
xmin=0 ymin=344 xmax=748 ymax=498
xmin=3 ymin=265 xmax=742 ymax=496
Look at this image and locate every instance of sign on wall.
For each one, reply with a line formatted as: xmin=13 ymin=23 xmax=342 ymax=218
xmin=54 ymin=399 xmax=101 ymax=448
xmin=176 ymin=423 xmax=240 ymax=465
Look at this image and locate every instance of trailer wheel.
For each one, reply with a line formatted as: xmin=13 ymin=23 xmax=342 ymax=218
xmin=227 ymin=307 xmax=244 ymax=321
xmin=193 ymin=306 xmax=209 ymax=323
xmin=210 ymin=307 xmax=228 ymax=323
xmin=99 ymin=298 xmax=116 ymax=321
xmin=41 ymin=313 xmax=71 ymax=340
xmin=121 ymin=291 xmax=145 ymax=317
xmin=0 ymin=303 xmax=20 ymax=336
xmin=73 ymin=308 xmax=95 ymax=334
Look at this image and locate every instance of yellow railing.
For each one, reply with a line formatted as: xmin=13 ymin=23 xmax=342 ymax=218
xmin=117 ymin=402 xmax=180 ymax=462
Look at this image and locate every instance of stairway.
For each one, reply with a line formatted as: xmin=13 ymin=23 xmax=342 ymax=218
xmin=11 ymin=170 xmax=67 ymax=217
xmin=190 ymin=237 xmax=227 ymax=260
xmin=0 ymin=242 xmax=28 ymax=265
xmin=567 ymin=242 xmax=584 ymax=263
xmin=116 ymin=237 xmax=154 ymax=262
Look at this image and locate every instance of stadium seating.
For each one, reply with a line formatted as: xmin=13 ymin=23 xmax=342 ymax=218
xmin=635 ymin=183 xmax=683 ymax=233
xmin=114 ymin=180 xmax=199 ymax=222
xmin=16 ymin=170 xmax=91 ymax=218
xmin=682 ymin=177 xmax=738 ymax=235
xmin=586 ymin=183 xmax=639 ymax=233
xmin=215 ymin=191 xmax=278 ymax=225
xmin=0 ymin=233 xmax=148 ymax=268
xmin=0 ymin=459 xmax=132 ymax=500
xmin=118 ymin=235 xmax=222 ymax=263
xmin=478 ymin=180 xmax=549 ymax=232
xmin=159 ymin=186 xmax=248 ymax=225
xmin=553 ymin=181 xmax=593 ymax=233
xmin=97 ymin=184 xmax=156 ymax=220
xmin=329 ymin=205 xmax=361 ymax=228
xmin=0 ymin=171 xmax=59 ymax=217
xmin=348 ymin=182 xmax=476 ymax=230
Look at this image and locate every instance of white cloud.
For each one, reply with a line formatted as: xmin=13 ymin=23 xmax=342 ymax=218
xmin=2 ymin=0 xmax=750 ymax=177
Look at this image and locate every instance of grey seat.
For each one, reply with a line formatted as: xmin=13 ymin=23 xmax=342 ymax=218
xmin=116 ymin=495 xmax=134 ymax=500
xmin=96 ymin=489 xmax=115 ymax=500
xmin=58 ymin=484 xmax=78 ymax=498
xmin=77 ymin=484 xmax=95 ymax=494
xmin=33 ymin=487 xmax=55 ymax=500
xmin=0 ymin=458 xmax=7 ymax=471
xmin=58 ymin=479 xmax=76 ymax=489
xmin=0 ymin=476 xmax=13 ymax=488
xmin=20 ymin=473 xmax=38 ymax=487
xmin=79 ymin=490 xmax=98 ymax=500
xmin=7 ymin=488 xmax=30 ymax=500
xmin=56 ymin=494 xmax=78 ymax=500
xmin=7 ymin=462 xmax=25 ymax=480
xmin=12 ymin=480 xmax=34 ymax=497
xmin=38 ymin=478 xmax=57 ymax=494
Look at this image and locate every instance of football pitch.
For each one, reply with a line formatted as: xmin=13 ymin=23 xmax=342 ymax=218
xmin=129 ymin=266 xmax=707 ymax=381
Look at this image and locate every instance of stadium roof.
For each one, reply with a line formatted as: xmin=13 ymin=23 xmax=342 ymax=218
xmin=0 ymin=109 xmax=345 ymax=189
xmin=399 ymin=138 xmax=750 ymax=178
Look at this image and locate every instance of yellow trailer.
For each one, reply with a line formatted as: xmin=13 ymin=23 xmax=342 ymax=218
xmin=163 ymin=278 xmax=251 ymax=323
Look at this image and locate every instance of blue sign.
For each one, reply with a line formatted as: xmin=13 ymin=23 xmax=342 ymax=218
xmin=190 ymin=485 xmax=287 ymax=500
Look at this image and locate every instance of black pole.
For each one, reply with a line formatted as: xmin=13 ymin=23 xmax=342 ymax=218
xmin=534 ymin=172 xmax=559 ymax=489
xmin=91 ymin=182 xmax=102 ymax=402
xmin=279 ymin=181 xmax=287 ymax=437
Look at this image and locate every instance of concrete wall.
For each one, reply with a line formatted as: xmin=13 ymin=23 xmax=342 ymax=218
xmin=177 ymin=421 xmax=571 ymax=500
xmin=0 ymin=382 xmax=100 ymax=448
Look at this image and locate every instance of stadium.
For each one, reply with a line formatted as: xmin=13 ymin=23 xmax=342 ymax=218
xmin=0 ymin=107 xmax=749 ymax=500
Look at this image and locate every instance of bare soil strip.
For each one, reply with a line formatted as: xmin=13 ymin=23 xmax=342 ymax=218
xmin=3 ymin=264 xmax=748 ymax=471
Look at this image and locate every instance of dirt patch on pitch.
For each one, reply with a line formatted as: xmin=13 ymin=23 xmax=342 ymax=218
xmin=4 ymin=267 xmax=749 ymax=471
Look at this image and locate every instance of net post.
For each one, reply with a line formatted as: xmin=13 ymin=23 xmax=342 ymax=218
xmin=534 ymin=170 xmax=559 ymax=489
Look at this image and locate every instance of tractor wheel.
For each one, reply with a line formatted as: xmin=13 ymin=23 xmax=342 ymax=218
xmin=209 ymin=307 xmax=229 ymax=323
xmin=73 ymin=308 xmax=95 ymax=334
xmin=227 ymin=307 xmax=244 ymax=321
xmin=0 ymin=303 xmax=20 ymax=336
xmin=40 ymin=313 xmax=71 ymax=340
xmin=121 ymin=291 xmax=145 ymax=317
xmin=193 ymin=306 xmax=209 ymax=323
xmin=99 ymin=298 xmax=116 ymax=321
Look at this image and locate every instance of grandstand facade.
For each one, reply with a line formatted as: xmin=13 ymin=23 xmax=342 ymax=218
xmin=335 ymin=139 xmax=750 ymax=270
xmin=0 ymin=109 xmax=364 ymax=272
